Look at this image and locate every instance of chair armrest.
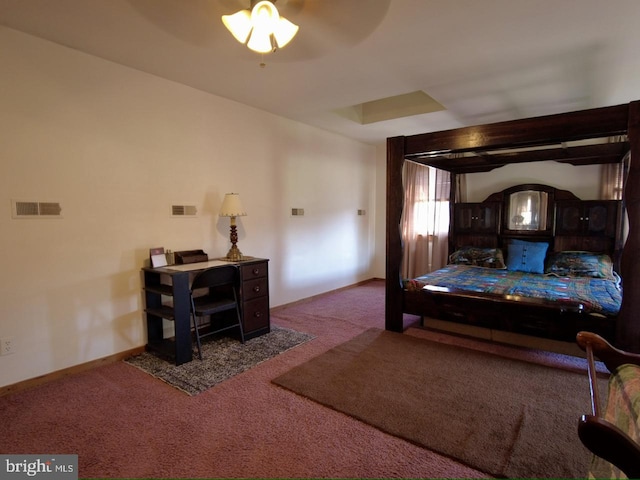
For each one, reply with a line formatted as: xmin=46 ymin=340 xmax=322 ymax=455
xmin=578 ymin=415 xmax=640 ymax=479
xmin=576 ymin=331 xmax=640 ymax=372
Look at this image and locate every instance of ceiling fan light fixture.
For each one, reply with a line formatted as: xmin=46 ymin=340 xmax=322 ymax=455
xmin=222 ymin=0 xmax=299 ymax=54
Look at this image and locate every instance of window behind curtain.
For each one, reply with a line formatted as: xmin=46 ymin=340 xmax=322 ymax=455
xmin=401 ymin=162 xmax=450 ymax=279
xmin=601 ymin=155 xmax=627 ymax=200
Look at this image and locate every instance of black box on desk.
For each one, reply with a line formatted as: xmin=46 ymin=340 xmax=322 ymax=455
xmin=174 ymin=249 xmax=208 ymax=264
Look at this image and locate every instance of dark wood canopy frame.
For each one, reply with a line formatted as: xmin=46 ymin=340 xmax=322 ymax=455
xmin=386 ymin=101 xmax=640 ymax=351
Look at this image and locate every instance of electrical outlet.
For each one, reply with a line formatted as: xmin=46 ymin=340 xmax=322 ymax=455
xmin=1 ymin=336 xmax=15 ymax=355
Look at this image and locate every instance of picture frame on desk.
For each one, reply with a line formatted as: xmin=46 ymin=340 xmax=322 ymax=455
xmin=150 ymin=247 xmax=167 ymax=268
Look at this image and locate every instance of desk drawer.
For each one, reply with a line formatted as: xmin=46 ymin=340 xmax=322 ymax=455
xmin=243 ymin=297 xmax=270 ymax=333
xmin=241 ymin=262 xmax=268 ymax=279
xmin=243 ymin=277 xmax=268 ymax=301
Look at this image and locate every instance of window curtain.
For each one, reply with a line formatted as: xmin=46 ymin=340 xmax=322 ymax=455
xmin=455 ymin=172 xmax=467 ymax=203
xmin=601 ymin=150 xmax=630 ymax=244
xmin=401 ymin=162 xmax=451 ymax=279
xmin=601 ymin=151 xmax=628 ymax=200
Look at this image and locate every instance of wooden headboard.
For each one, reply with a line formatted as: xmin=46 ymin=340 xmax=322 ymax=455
xmin=386 ymin=101 xmax=640 ymax=351
xmin=450 ymin=183 xmax=623 ymax=270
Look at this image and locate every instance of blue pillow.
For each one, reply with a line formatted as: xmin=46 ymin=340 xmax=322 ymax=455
xmin=507 ymin=241 xmax=548 ymax=273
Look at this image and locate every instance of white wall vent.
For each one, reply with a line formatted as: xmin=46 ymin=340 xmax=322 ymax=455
xmin=171 ymin=205 xmax=197 ymax=217
xmin=12 ymin=200 xmax=62 ymax=219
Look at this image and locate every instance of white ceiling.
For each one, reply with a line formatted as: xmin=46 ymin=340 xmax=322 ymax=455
xmin=2 ymin=0 xmax=640 ymax=146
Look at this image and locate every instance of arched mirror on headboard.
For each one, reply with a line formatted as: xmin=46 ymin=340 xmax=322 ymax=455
xmin=507 ymin=189 xmax=548 ymax=231
xmin=500 ymin=184 xmax=557 ymax=236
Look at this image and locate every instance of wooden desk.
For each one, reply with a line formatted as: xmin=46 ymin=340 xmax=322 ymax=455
xmin=142 ymin=258 xmax=270 ymax=365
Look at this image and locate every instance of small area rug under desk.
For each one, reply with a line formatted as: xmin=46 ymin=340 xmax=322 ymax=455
xmin=126 ymin=326 xmax=314 ymax=395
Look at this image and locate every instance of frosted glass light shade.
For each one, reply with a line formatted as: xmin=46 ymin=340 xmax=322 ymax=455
xmin=251 ymin=1 xmax=279 ymax=30
xmin=221 ymin=10 xmax=252 ymax=44
xmin=273 ymin=17 xmax=299 ymax=48
xmin=247 ymin=26 xmax=274 ymax=53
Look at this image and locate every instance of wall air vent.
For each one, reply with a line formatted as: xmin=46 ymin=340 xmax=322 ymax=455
xmin=171 ymin=205 xmax=198 ymax=217
xmin=11 ymin=200 xmax=62 ymax=219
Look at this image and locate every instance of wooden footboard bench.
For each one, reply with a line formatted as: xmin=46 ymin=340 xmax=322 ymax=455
xmin=406 ymin=285 xmax=618 ymax=342
xmin=576 ymin=331 xmax=640 ymax=478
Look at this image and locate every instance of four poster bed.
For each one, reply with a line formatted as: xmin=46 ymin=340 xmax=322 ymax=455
xmin=386 ymin=102 xmax=640 ymax=351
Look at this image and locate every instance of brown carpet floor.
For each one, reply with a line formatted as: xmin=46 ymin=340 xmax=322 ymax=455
xmin=0 ymin=279 xmax=603 ymax=478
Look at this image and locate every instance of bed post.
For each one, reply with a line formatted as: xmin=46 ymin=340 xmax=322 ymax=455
xmin=386 ymin=136 xmax=405 ymax=332
xmin=617 ymin=100 xmax=640 ymax=352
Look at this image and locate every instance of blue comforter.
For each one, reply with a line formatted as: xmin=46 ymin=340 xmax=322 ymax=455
xmin=406 ymin=265 xmax=622 ymax=316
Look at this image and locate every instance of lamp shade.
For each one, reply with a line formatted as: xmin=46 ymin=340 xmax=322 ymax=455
xmin=219 ymin=193 xmax=247 ymax=217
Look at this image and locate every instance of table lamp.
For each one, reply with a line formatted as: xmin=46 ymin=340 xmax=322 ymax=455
xmin=219 ymin=193 xmax=247 ymax=261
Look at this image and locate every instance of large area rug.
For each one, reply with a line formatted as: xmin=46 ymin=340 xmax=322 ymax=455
xmin=126 ymin=326 xmax=314 ymax=395
xmin=272 ymin=328 xmax=606 ymax=479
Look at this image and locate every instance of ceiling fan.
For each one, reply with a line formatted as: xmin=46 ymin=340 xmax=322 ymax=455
xmin=128 ymin=0 xmax=391 ymax=63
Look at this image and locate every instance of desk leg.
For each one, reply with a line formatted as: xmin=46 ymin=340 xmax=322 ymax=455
xmin=172 ymin=272 xmax=193 ymax=365
xmin=144 ymin=272 xmax=164 ymax=345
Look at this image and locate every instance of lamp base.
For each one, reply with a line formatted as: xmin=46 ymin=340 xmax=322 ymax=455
xmin=225 ymin=245 xmax=244 ymax=262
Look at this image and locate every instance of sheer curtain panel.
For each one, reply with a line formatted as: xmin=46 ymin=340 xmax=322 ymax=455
xmin=401 ymin=162 xmax=450 ymax=279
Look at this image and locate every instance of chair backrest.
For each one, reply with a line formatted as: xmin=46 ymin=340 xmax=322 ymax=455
xmin=191 ymin=265 xmax=239 ymax=292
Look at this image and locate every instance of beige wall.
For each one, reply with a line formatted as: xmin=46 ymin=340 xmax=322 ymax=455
xmin=0 ymin=27 xmax=380 ymax=387
xmin=466 ymin=161 xmax=602 ymax=201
